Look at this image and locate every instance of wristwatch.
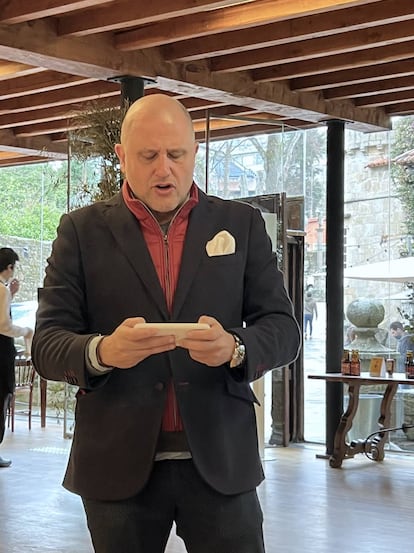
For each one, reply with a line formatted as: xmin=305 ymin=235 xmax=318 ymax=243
xmin=230 ymin=334 xmax=246 ymax=368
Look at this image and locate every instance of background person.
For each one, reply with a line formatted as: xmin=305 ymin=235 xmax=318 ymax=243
xmin=389 ymin=321 xmax=414 ymax=372
xmin=32 ymin=94 xmax=300 ymax=553
xmin=304 ymin=291 xmax=318 ymax=339
xmin=0 ymin=247 xmax=33 ymax=468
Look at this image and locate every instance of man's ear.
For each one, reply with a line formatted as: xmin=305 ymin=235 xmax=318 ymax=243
xmin=114 ymin=143 xmax=125 ymax=172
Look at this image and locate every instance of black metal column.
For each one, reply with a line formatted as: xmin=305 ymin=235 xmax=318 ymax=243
xmin=119 ymin=76 xmax=146 ymax=104
xmin=109 ymin=76 xmax=147 ymax=188
xmin=325 ymin=119 xmax=345 ymax=455
xmin=109 ymin=75 xmax=147 ymax=104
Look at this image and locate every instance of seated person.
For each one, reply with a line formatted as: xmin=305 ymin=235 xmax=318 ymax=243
xmin=389 ymin=321 xmax=414 ymax=372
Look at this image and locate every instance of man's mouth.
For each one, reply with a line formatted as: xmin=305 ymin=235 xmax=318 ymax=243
xmin=155 ymin=183 xmax=173 ymax=190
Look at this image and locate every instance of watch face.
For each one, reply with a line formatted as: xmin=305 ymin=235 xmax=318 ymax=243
xmin=230 ymin=335 xmax=245 ymax=367
xmin=237 ymin=345 xmax=246 ymax=361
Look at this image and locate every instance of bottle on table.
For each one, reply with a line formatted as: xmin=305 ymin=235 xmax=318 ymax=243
xmin=385 ymin=357 xmax=395 ymax=377
xmin=341 ymin=349 xmax=351 ymax=375
xmin=350 ymin=349 xmax=361 ymax=376
xmin=405 ymin=350 xmax=414 ymax=379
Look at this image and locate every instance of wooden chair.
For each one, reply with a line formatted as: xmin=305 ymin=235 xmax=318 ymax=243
xmin=7 ymin=353 xmax=36 ymax=431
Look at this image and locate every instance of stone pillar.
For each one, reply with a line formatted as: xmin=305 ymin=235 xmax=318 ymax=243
xmin=345 ymin=297 xmax=404 ymax=439
xmin=346 ymin=298 xmax=395 ymax=370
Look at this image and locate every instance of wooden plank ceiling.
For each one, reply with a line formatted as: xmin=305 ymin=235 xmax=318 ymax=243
xmin=0 ymin=0 xmax=413 ymax=167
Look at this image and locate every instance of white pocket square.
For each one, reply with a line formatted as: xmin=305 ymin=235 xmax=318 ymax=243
xmin=206 ymin=230 xmax=236 ymax=256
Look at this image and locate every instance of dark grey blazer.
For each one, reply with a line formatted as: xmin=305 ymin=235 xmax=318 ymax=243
xmin=32 ymin=188 xmax=300 ymax=501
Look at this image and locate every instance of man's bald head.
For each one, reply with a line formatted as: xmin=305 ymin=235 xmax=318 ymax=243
xmin=120 ymin=94 xmax=195 ymax=145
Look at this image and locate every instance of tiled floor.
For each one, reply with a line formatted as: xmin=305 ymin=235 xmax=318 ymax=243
xmin=1 ymin=415 xmax=414 ymax=553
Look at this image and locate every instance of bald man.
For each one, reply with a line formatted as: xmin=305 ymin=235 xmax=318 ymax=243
xmin=33 ymin=94 xmax=300 ymax=553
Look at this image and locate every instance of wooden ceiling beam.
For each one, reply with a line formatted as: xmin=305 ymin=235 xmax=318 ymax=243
xmin=114 ymin=0 xmax=375 ymax=50
xmin=0 ymin=71 xmax=94 ymax=100
xmin=48 ymin=132 xmax=70 ymax=143
xmin=0 ymin=19 xmax=165 ymax=80
xmin=355 ymin=90 xmax=414 ymax=108
xmin=194 ymin=117 xmax=261 ymax=134
xmin=0 ymin=60 xmax=42 ymax=79
xmin=0 ymin=96 xmax=120 ymax=128
xmin=0 ymin=128 xmax=67 ymax=158
xmin=0 ymin=0 xmax=109 ymax=24
xmin=387 ymin=102 xmax=414 ymax=115
xmin=57 ymin=0 xmax=250 ymax=37
xmin=290 ymin=58 xmax=414 ymax=91
xmin=179 ymin=97 xmax=225 ymax=111
xmin=323 ymin=75 xmax=414 ymax=100
xmin=0 ymin=81 xmax=120 ymax=114
xmin=190 ymin=105 xmax=258 ymax=121
xmin=211 ymin=20 xmax=414 ymax=73
xmin=157 ymin=69 xmax=390 ymax=132
xmin=0 ymin=15 xmax=391 ymax=135
xmin=14 ymin=119 xmax=88 ymax=137
xmin=253 ymin=42 xmax=414 ymax=83
xmin=0 ymin=155 xmax=51 ymax=167
xmin=164 ymin=0 xmax=414 ymax=61
xmin=195 ymin=120 xmax=312 ymax=142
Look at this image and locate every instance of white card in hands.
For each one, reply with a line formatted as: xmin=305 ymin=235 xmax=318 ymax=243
xmin=134 ymin=322 xmax=210 ymax=340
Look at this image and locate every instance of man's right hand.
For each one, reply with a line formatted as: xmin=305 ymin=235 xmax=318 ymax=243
xmin=97 ymin=317 xmax=177 ymax=369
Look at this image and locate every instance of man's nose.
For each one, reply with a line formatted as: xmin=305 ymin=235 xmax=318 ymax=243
xmin=154 ymin=154 xmax=172 ymax=176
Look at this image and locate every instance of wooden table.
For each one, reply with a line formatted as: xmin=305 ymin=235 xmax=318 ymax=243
xmin=308 ymin=372 xmax=414 ymax=468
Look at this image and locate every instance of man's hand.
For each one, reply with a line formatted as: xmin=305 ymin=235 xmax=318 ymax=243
xmin=177 ymin=315 xmax=235 ymax=367
xmin=97 ymin=317 xmax=177 ymax=369
xmin=9 ymin=278 xmax=19 ymax=297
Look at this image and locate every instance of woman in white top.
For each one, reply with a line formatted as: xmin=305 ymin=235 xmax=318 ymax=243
xmin=0 ymin=247 xmax=33 ymax=468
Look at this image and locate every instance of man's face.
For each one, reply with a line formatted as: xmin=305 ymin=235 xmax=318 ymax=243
xmin=115 ymin=106 xmax=198 ymax=221
xmin=390 ymin=327 xmax=404 ymax=339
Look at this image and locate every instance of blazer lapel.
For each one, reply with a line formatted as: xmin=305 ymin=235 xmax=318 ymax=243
xmin=172 ymin=193 xmax=215 ymax=319
xmin=101 ymin=194 xmax=169 ymax=318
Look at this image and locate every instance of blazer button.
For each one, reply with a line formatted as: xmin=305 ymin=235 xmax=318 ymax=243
xmin=154 ymin=382 xmax=165 ymax=392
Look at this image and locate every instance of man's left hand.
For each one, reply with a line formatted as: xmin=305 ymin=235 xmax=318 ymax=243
xmin=178 ymin=315 xmax=235 ymax=367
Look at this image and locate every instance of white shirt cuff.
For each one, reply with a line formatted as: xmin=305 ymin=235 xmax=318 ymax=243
xmin=87 ymin=335 xmax=114 ymax=375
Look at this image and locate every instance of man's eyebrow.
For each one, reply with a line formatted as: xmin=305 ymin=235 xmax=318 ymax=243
xmin=138 ymin=148 xmax=186 ymax=153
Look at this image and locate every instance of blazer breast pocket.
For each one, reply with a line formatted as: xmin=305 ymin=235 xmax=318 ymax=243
xmin=203 ymin=250 xmax=243 ymax=268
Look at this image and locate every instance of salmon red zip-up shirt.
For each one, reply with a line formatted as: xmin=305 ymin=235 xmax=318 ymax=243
xmin=122 ymin=181 xmax=199 ymax=432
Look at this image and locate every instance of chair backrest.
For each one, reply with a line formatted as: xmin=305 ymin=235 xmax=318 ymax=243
xmin=15 ymin=354 xmax=35 ymax=388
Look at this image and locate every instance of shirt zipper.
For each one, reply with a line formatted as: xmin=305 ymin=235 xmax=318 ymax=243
xmin=135 ymin=201 xmax=189 ymax=432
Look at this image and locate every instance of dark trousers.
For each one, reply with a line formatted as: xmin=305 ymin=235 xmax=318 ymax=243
xmin=0 ymin=337 xmax=16 ymax=444
xmin=82 ymin=459 xmax=265 ymax=553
